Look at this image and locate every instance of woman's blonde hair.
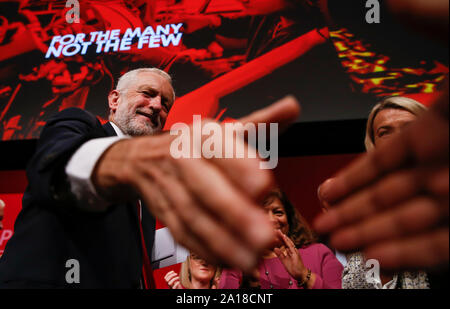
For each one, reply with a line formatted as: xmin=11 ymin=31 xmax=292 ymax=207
xmin=179 ymin=254 xmax=222 ymax=289
xmin=364 ymin=96 xmax=427 ymax=151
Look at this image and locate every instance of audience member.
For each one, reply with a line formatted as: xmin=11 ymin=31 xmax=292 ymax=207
xmin=220 ymin=189 xmax=343 ymax=289
xmin=164 ymin=252 xmax=221 ymax=289
xmin=339 ymin=97 xmax=430 ymax=289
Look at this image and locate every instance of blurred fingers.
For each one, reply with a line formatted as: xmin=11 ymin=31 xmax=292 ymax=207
xmin=315 ymin=166 xmax=449 ymax=235
xmin=314 ymin=169 xmax=423 ymax=234
xmin=364 ymin=227 xmax=449 ymax=270
xmin=175 ymin=158 xmax=275 ymax=259
xmin=143 ymin=157 xmax=274 ymax=272
xmin=316 ymin=134 xmax=412 ymax=206
xmin=238 ymin=95 xmax=301 ymax=132
xmin=209 ymin=145 xmax=275 ymax=202
xmin=329 ymin=197 xmax=446 ymax=251
xmin=134 ymin=164 xmax=223 ymax=267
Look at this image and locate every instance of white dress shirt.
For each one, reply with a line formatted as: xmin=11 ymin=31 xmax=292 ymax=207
xmin=65 ymin=122 xmax=129 ymax=211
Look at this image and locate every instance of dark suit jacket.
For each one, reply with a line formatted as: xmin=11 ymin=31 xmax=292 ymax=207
xmin=0 ymin=108 xmax=155 ymax=288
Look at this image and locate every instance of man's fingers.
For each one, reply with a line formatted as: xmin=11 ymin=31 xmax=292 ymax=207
xmin=172 ymin=194 xmax=259 ymax=272
xmin=208 ymin=137 xmax=275 ymax=201
xmin=316 ymin=135 xmax=412 ymax=206
xmin=176 ymin=158 xmax=275 ymax=255
xmin=426 ymin=166 xmax=449 ymax=198
xmin=314 ymin=169 xmax=424 ymax=234
xmin=161 ymin=203 xmax=222 ymax=267
xmin=135 ymin=170 xmax=223 ymax=267
xmin=329 ymin=197 xmax=445 ymax=251
xmin=148 ymin=157 xmax=273 ymax=272
xmin=211 ymin=157 xmax=275 ymax=202
xmin=238 ymin=95 xmax=301 ymax=132
xmin=185 ymin=118 xmax=275 ymax=202
xmin=206 ymin=96 xmax=300 ymax=201
xmin=132 ymin=138 xmax=274 ymax=272
xmin=315 ymin=165 xmax=449 ymax=236
xmin=363 ymin=227 xmax=449 ymax=271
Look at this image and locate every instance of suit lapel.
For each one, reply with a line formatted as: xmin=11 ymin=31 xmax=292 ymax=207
xmin=103 ymin=122 xmax=117 ymax=137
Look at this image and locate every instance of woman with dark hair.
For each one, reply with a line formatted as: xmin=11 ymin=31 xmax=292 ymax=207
xmin=219 ymin=189 xmax=343 ymax=289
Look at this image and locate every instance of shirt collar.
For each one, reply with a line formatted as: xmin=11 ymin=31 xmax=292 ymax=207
xmin=110 ymin=122 xmax=127 ymax=138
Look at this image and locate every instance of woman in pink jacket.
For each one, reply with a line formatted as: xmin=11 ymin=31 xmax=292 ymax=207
xmin=219 ymin=189 xmax=343 ymax=289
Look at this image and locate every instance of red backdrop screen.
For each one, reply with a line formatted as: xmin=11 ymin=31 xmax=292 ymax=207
xmin=0 ymin=0 xmax=447 ymax=141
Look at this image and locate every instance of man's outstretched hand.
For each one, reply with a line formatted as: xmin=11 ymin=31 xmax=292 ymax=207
xmin=93 ymin=96 xmax=300 ymax=273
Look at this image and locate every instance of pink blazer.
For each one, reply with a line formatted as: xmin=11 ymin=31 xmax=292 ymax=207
xmin=219 ymin=243 xmax=343 ymax=289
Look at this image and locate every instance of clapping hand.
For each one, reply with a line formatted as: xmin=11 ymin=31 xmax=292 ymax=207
xmin=164 ymin=270 xmax=182 ymax=289
xmin=274 ymin=230 xmax=315 ymax=288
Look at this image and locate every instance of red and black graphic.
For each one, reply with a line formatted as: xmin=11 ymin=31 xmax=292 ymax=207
xmin=0 ymin=0 xmax=448 ymax=141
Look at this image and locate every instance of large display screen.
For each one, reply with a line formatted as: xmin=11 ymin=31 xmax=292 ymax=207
xmin=0 ymin=0 xmax=448 ymax=141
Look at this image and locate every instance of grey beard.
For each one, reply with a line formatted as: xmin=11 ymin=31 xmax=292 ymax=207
xmin=114 ymin=113 xmax=161 ymax=136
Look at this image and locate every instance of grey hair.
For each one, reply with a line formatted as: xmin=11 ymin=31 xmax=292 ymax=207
xmin=364 ymin=96 xmax=428 ymax=151
xmin=116 ymin=68 xmax=175 ymax=102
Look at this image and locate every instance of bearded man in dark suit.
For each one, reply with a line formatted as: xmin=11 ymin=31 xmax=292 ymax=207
xmin=0 ymin=67 xmax=299 ymax=288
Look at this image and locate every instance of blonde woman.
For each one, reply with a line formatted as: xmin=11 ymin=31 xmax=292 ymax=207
xmin=342 ymin=96 xmax=430 ymax=289
xmin=164 ymin=252 xmax=221 ymax=289
xmin=364 ymin=96 xmax=428 ymax=151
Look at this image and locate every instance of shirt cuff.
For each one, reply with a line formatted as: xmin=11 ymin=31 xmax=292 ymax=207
xmin=65 ymin=136 xmax=129 ymax=211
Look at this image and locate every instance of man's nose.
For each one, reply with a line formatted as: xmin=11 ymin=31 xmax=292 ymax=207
xmin=148 ymin=95 xmax=162 ymax=112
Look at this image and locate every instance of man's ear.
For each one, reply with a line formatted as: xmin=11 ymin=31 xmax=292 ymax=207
xmin=108 ymin=90 xmax=120 ymax=114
